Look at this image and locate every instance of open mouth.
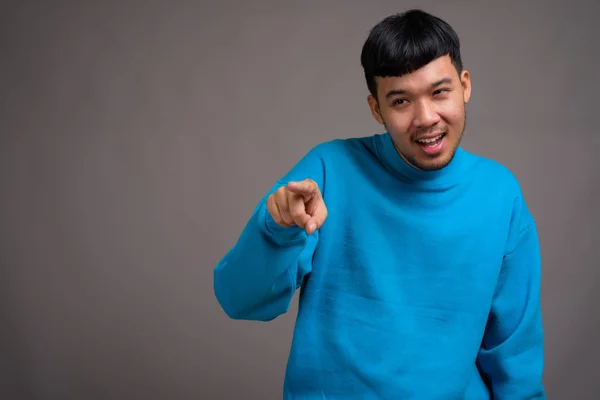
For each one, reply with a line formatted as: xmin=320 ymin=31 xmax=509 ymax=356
xmin=415 ymin=133 xmax=446 ymax=155
xmin=416 ymin=133 xmax=445 ymax=146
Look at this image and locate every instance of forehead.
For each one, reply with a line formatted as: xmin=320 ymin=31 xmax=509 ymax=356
xmin=376 ymin=55 xmax=457 ymax=94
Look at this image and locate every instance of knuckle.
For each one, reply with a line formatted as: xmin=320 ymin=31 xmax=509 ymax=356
xmin=280 ymin=202 xmax=290 ymax=212
xmin=289 ymin=207 xmax=303 ymax=217
xmin=277 ymin=196 xmax=289 ymax=209
xmin=276 ymin=187 xmax=286 ymax=199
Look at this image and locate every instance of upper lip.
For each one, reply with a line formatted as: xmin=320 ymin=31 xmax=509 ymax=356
xmin=415 ymin=132 xmax=446 ymax=141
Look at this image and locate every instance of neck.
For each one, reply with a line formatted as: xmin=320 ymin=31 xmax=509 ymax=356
xmin=393 ymin=144 xmax=424 ymax=171
xmin=375 ymin=132 xmax=468 ymax=187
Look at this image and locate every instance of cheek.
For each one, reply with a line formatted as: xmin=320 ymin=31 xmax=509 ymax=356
xmin=440 ymin=101 xmax=465 ymax=127
xmin=382 ymin=110 xmax=412 ymax=134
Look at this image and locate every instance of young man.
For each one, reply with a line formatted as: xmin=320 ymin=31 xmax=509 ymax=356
xmin=213 ymin=9 xmax=546 ymax=399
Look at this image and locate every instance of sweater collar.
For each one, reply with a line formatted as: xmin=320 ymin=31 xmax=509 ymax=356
xmin=375 ymin=132 xmax=467 ymax=186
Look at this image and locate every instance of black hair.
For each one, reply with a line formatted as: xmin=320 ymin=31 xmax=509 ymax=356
xmin=360 ymin=9 xmax=463 ymax=100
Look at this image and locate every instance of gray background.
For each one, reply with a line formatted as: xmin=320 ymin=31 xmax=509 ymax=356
xmin=1 ymin=1 xmax=598 ymax=399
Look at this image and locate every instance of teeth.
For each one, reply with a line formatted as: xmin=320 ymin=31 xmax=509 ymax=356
xmin=417 ymin=134 xmax=443 ymax=144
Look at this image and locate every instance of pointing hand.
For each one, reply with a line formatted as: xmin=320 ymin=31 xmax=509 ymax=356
xmin=266 ymin=179 xmax=328 ymax=235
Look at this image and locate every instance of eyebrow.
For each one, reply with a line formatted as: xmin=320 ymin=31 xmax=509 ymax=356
xmin=384 ymin=77 xmax=453 ymax=99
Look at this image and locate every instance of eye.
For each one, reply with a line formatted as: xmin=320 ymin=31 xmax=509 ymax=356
xmin=433 ymin=88 xmax=450 ymax=96
xmin=393 ymin=98 xmax=407 ymax=106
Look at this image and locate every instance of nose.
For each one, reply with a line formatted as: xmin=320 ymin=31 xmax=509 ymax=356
xmin=413 ymin=99 xmax=440 ymax=129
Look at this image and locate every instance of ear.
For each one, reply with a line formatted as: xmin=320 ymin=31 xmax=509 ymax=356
xmin=460 ymin=70 xmax=471 ymax=103
xmin=367 ymin=94 xmax=385 ymax=125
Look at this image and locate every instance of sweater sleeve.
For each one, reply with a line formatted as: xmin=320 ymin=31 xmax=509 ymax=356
xmin=476 ymin=195 xmax=546 ymax=398
xmin=213 ymin=144 xmax=328 ymax=321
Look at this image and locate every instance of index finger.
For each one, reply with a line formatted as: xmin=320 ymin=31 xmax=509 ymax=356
xmin=286 ymin=179 xmax=319 ymax=198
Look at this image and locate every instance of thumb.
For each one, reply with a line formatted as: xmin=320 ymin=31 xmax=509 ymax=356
xmin=305 ymin=202 xmax=327 ymax=235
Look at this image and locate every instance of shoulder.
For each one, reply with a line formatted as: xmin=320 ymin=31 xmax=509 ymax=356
xmin=464 ymin=149 xmax=535 ymax=238
xmin=275 ymin=136 xmax=372 ymax=188
xmin=464 ymin=149 xmax=524 ymax=197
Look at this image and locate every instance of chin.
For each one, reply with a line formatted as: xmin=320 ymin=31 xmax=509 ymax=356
xmin=411 ymin=148 xmax=456 ymax=171
xmin=416 ymin=159 xmax=451 ymax=171
xmin=393 ymin=134 xmax=461 ymax=172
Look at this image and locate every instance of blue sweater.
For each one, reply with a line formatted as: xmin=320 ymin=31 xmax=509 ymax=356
xmin=214 ymin=133 xmax=545 ymax=399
